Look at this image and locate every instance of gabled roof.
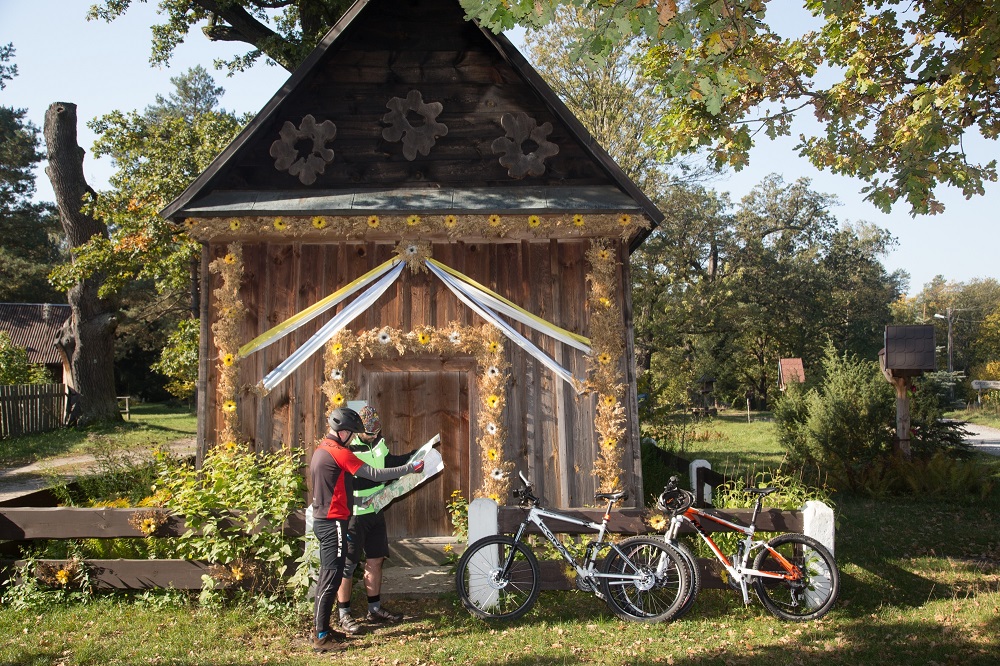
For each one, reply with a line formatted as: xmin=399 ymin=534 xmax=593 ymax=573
xmin=0 ymin=303 xmax=70 ymax=365
xmin=160 ymin=0 xmax=662 ymax=248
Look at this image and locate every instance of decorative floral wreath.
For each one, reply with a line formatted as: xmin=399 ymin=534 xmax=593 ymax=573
xmin=269 ymin=115 xmax=338 ymax=185
xmin=322 ymin=323 xmax=513 ymax=501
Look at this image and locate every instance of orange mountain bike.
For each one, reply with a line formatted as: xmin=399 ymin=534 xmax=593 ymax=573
xmin=656 ymin=477 xmax=839 ymax=621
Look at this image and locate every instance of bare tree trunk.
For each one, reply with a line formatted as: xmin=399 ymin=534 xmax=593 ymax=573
xmin=44 ymin=102 xmax=121 ymax=426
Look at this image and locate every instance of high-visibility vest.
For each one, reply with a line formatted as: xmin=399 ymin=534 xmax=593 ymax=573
xmin=351 ymin=435 xmax=389 ymax=515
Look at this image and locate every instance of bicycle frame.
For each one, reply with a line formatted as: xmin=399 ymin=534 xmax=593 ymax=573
xmin=664 ymin=502 xmax=803 ymax=605
xmin=506 ymin=503 xmax=651 ymax=587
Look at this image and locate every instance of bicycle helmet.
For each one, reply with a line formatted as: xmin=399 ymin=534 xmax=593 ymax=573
xmin=657 ymin=487 xmax=694 ymax=515
xmin=328 ymin=407 xmax=365 ymax=433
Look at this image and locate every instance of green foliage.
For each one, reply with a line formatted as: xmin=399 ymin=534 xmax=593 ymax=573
xmin=464 ymin=0 xmax=1000 ymax=216
xmin=910 ymin=371 xmax=970 ymax=457
xmin=151 ymin=317 xmax=199 ymax=400
xmin=445 ymin=489 xmax=469 ymax=540
xmin=0 ymin=331 xmax=52 ymax=385
xmin=155 ymin=444 xmax=306 ymax=600
xmin=774 ymin=344 xmax=895 ymax=491
xmin=894 ymin=452 xmax=995 ymax=500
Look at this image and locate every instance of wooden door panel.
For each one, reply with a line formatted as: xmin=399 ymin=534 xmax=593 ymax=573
xmin=359 ymin=364 xmax=471 ymax=537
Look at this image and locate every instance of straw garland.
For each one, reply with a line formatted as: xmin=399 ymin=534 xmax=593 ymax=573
xmin=181 ymin=212 xmax=649 ymax=243
xmin=322 ymin=323 xmax=513 ymax=501
xmin=209 ymin=242 xmax=247 ymax=446
xmin=586 ymin=239 xmax=628 ymax=494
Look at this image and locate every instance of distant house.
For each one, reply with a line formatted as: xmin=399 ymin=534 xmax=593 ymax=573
xmin=0 ymin=303 xmax=72 ymax=387
xmin=778 ymin=358 xmax=805 ymax=391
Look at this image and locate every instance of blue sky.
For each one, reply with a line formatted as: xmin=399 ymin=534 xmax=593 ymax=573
xmin=3 ymin=0 xmax=997 ymax=296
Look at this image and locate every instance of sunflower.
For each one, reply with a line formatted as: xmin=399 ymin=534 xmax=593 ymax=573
xmin=184 ymin=218 xmax=197 ymax=229
xmin=406 ymin=214 xmax=421 ymax=227
xmin=312 ymin=216 xmax=328 ymax=229
xmin=618 ymin=213 xmax=631 ymax=226
xmin=598 ymin=352 xmax=612 ymax=365
xmin=443 ymin=214 xmax=458 ymax=228
xmin=599 ymin=297 xmax=612 ymax=307
xmin=229 ymin=219 xmax=241 ymax=231
xmin=222 ymin=400 xmax=237 ymax=413
xmin=221 ymin=353 xmax=236 ymax=367
xmin=367 ymin=215 xmax=380 ymax=229
xmin=597 ymin=249 xmax=611 ymax=261
xmin=603 ymin=437 xmax=617 ymax=449
xmin=527 ymin=214 xmax=541 ymax=228
xmin=572 ymin=214 xmax=585 ymax=227
xmin=487 ymin=214 xmax=501 ymax=227
xmin=487 ymin=448 xmax=499 ymax=461
xmin=231 ymin=565 xmax=244 ymax=582
xmin=223 ymin=254 xmax=236 ymax=265
xmin=333 ymin=393 xmax=345 ymax=406
xmin=223 ymin=440 xmax=238 ymax=451
xmin=331 ymin=343 xmax=344 ymax=354
xmin=418 ymin=331 xmax=431 ymax=345
xmin=647 ymin=513 xmax=667 ymax=531
xmin=602 ymin=395 xmax=616 ymax=407
xmin=140 ymin=518 xmax=158 ymax=536
xmin=486 ymin=394 xmax=501 ymax=409
xmin=273 ymin=217 xmax=287 ymax=231
xmin=488 ymin=341 xmax=501 ymax=353
xmin=55 ymin=569 xmax=70 ymax=586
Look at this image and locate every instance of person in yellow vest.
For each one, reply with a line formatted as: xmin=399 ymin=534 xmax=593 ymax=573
xmin=336 ymin=405 xmax=416 ymax=633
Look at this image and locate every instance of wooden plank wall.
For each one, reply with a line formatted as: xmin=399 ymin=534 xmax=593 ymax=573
xmin=201 ymin=239 xmax=640 ymax=530
xmin=0 ymin=384 xmax=67 ymax=439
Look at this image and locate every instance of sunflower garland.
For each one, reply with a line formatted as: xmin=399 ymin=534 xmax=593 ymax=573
xmin=182 ymin=212 xmax=649 ymax=242
xmin=322 ymin=323 xmax=513 ymax=500
xmin=586 ymin=239 xmax=628 ymax=494
xmin=209 ymin=242 xmax=247 ymax=446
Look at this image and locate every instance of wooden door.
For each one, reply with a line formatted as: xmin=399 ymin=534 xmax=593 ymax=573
xmin=358 ymin=359 xmax=472 ymax=537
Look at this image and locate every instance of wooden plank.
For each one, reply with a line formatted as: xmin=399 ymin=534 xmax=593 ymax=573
xmin=0 ymin=507 xmax=308 ymax=540
xmin=497 ymin=506 xmax=803 ymax=535
xmin=4 ymin=559 xmax=218 ymax=591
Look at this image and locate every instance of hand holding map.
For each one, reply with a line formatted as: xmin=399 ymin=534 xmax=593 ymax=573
xmin=358 ymin=434 xmax=444 ymax=513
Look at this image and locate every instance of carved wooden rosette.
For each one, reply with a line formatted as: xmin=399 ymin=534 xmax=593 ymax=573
xmin=269 ymin=114 xmax=337 ymax=185
xmin=381 ymin=90 xmax=449 ymax=161
xmin=492 ymin=112 xmax=559 ymax=179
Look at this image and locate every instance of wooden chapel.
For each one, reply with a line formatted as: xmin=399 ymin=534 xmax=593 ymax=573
xmin=161 ymin=0 xmax=664 ymax=538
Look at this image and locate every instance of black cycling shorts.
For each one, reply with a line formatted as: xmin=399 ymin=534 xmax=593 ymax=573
xmin=345 ymin=511 xmax=390 ymax=562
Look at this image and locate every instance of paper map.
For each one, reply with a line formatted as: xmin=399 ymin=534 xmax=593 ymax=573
xmin=358 ymin=433 xmax=443 ymax=513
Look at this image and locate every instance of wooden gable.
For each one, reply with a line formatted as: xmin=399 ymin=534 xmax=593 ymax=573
xmin=161 ymin=0 xmax=661 ymax=242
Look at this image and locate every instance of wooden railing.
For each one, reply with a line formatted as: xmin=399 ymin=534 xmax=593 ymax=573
xmin=0 ymin=384 xmax=68 ymax=439
xmin=0 ymin=506 xmax=306 ymax=590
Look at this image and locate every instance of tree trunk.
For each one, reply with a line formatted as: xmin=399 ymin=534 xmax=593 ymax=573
xmin=43 ymin=102 xmax=121 ymax=426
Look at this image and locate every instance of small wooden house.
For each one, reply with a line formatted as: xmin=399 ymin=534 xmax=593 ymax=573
xmin=0 ymin=303 xmax=72 ymax=387
xmin=161 ymin=0 xmax=662 ymax=537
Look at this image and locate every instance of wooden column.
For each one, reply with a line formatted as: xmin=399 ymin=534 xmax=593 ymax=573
xmin=890 ymin=376 xmax=913 ymax=460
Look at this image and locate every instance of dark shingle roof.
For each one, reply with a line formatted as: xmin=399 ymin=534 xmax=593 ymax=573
xmin=0 ymin=303 xmax=70 ymax=365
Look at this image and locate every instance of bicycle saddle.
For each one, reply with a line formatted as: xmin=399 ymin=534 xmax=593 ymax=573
xmin=746 ymin=487 xmax=777 ymax=496
xmin=595 ymin=490 xmax=629 ymax=502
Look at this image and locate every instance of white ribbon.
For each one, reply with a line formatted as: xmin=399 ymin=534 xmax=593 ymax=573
xmin=426 ymin=261 xmax=584 ymax=392
xmin=258 ymin=262 xmax=405 ymax=393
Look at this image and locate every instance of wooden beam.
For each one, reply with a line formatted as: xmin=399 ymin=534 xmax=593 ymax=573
xmin=4 ymin=559 xmax=219 ymax=590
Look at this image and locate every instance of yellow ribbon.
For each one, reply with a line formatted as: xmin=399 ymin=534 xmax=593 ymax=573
xmin=427 ymin=258 xmax=591 ymax=347
xmin=238 ymin=258 xmax=399 ymax=358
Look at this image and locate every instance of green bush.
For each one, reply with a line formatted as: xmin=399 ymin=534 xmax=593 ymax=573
xmin=0 ymin=331 xmax=52 ymax=385
xmin=910 ymin=371 xmax=970 ymax=457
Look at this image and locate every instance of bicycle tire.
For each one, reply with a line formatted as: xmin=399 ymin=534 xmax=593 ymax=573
xmin=455 ymin=535 xmax=540 ymax=621
xmin=752 ymin=533 xmax=840 ymax=621
xmin=599 ymin=536 xmax=689 ymax=623
xmin=666 ymin=539 xmax=702 ymax=619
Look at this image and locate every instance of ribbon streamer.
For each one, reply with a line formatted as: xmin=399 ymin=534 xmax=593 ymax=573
xmin=428 ymin=259 xmax=591 ymax=351
xmin=258 ymin=262 xmax=405 ymax=393
xmin=427 ymin=261 xmax=583 ymax=392
xmin=239 ymin=258 xmax=399 ymax=358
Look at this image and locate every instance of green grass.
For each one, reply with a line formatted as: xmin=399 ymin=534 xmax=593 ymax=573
xmin=2 ymin=492 xmax=999 ymax=665
xmin=0 ymin=403 xmax=196 ymax=466
xmin=673 ymin=410 xmax=788 ymax=471
xmin=946 ymin=407 xmax=1000 ymax=430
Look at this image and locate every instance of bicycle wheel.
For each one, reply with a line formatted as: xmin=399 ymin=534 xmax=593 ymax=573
xmin=455 ymin=535 xmax=540 ymax=621
xmin=666 ymin=539 xmax=702 ymax=620
xmin=599 ymin=536 xmax=688 ymax=623
xmin=752 ymin=533 xmax=840 ymax=621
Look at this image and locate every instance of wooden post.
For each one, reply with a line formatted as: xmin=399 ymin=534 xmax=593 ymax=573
xmin=890 ymin=376 xmax=912 ymax=460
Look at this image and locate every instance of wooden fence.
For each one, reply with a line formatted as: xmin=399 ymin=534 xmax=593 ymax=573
xmin=0 ymin=384 xmax=68 ymax=439
xmin=0 ymin=506 xmax=306 ymax=590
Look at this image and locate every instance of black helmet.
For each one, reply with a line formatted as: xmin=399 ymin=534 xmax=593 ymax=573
xmin=328 ymin=407 xmax=364 ymax=433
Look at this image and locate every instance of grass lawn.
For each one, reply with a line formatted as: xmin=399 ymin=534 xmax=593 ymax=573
xmin=3 ymin=409 xmax=999 ymax=664
xmin=946 ymin=408 xmax=1000 ymax=430
xmin=667 ymin=410 xmax=788 ymax=471
xmin=0 ymin=403 xmax=197 ymax=466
